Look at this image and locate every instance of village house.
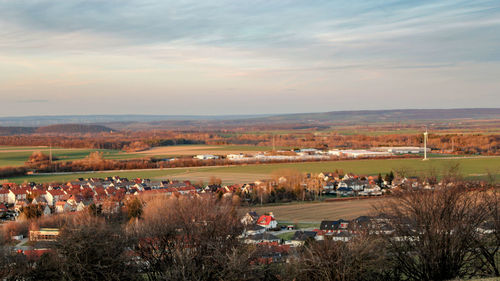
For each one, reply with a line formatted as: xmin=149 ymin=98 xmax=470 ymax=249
xmin=55 ymin=201 xmax=72 ymax=213
xmin=244 ymin=233 xmax=280 ymax=244
xmin=359 ymin=184 xmax=382 ymax=196
xmin=320 ymin=220 xmax=350 ymax=234
xmin=323 ymin=181 xmax=336 ymax=193
xmin=241 ymin=211 xmax=260 ymax=225
xmin=338 ymin=178 xmax=365 ymax=191
xmin=287 ymin=230 xmax=318 ymax=247
xmin=29 ymin=228 xmax=60 ymax=242
xmin=0 ymin=189 xmax=9 ymax=203
xmin=0 ymin=203 xmax=7 ymax=214
xmin=331 ymin=231 xmax=353 ymax=242
xmin=8 ymin=189 xmax=27 ymax=204
xmin=76 ymin=201 xmax=87 ymax=212
xmin=31 ymin=196 xmax=48 ymax=205
xmin=45 ymin=189 xmax=66 ymax=206
xmin=43 ymin=205 xmax=51 ymax=216
xmin=243 ymin=224 xmax=266 ymax=236
xmin=257 ymin=214 xmax=278 ymax=230
xmin=336 ymin=186 xmax=354 ymax=196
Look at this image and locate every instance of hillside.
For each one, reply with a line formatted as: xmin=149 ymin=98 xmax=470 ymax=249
xmin=113 ymin=108 xmax=500 ymax=130
xmin=0 ymin=108 xmax=498 ymax=130
xmin=35 ymin=124 xmax=114 ymax=134
xmin=0 ymin=126 xmax=36 ymax=136
xmin=253 ymin=108 xmax=500 ymax=123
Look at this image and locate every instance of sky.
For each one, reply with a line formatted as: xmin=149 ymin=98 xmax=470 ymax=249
xmin=0 ymin=0 xmax=499 ymax=116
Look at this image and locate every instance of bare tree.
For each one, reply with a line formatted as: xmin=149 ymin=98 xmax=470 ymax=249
xmin=290 ymin=236 xmax=391 ymax=281
xmin=131 ymin=194 xmax=247 ymax=281
xmin=473 ymin=189 xmax=500 ymax=277
xmin=56 ymin=212 xmax=137 ymax=281
xmin=376 ymin=186 xmax=489 ymax=281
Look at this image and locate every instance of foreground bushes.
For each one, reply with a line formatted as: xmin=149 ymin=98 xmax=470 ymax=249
xmin=0 ymin=188 xmax=498 ymax=281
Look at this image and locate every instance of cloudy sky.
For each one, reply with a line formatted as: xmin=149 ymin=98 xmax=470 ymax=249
xmin=0 ymin=0 xmax=499 ymax=116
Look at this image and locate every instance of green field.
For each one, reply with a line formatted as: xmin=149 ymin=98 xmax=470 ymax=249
xmin=0 ymin=144 xmax=280 ymax=168
xmin=2 ymin=157 xmax=499 ymax=184
xmin=187 ymin=157 xmax=500 ymax=179
xmin=0 ymin=146 xmax=140 ymax=167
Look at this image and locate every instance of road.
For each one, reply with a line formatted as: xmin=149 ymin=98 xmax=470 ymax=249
xmin=11 ymin=237 xmax=31 ymax=252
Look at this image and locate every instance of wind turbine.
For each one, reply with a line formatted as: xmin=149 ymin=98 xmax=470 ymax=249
xmin=423 ymin=128 xmax=428 ymax=161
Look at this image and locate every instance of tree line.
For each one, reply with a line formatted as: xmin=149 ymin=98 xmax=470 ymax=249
xmin=0 ymin=151 xmax=409 ymax=178
xmin=0 ymin=130 xmax=498 ymax=155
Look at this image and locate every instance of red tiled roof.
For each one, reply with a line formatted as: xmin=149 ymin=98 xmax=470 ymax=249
xmin=34 ymin=190 xmax=47 ymax=195
xmin=179 ymin=186 xmax=196 ymax=192
xmin=22 ymin=249 xmax=53 ymax=260
xmin=257 ymin=215 xmax=275 ymax=226
xmin=94 ymin=187 xmax=106 ymax=196
xmin=48 ymin=189 xmax=65 ymax=196
xmin=10 ymin=189 xmax=28 ymax=195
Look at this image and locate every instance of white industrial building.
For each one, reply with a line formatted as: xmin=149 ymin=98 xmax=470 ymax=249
xmin=194 ymin=154 xmax=219 ymax=160
xmin=328 ymin=149 xmax=393 ymax=158
xmin=371 ymin=146 xmax=430 ymax=154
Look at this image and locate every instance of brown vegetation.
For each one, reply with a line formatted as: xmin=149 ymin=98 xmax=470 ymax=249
xmin=375 ymin=186 xmax=499 ymax=280
xmin=0 ymin=184 xmax=498 ymax=281
xmin=0 ymin=128 xmax=498 ymax=155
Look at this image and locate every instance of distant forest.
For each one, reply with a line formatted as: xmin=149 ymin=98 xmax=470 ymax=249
xmin=0 ymin=130 xmax=497 ymax=155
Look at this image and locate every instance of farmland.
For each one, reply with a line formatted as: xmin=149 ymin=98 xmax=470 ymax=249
xmin=0 ymin=146 xmax=138 ymax=167
xmin=241 ymin=197 xmax=384 ymax=223
xmin=2 ymin=156 xmax=499 ymax=184
xmin=135 ymin=144 xmax=277 ymax=157
xmin=0 ymin=144 xmax=278 ymax=168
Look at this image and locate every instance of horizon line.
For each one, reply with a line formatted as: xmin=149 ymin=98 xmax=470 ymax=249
xmin=0 ymin=107 xmax=498 ymax=119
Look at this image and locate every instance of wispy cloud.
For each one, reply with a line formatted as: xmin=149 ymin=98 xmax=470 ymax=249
xmin=0 ymin=0 xmax=499 ymax=115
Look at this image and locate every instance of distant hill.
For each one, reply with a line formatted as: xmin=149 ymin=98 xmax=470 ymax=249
xmin=0 ymin=126 xmax=36 ymax=136
xmin=35 ymin=124 xmax=114 ymax=134
xmin=253 ymin=108 xmax=500 ymax=123
xmin=0 ymin=108 xmax=498 ymax=130
xmin=0 ymin=114 xmax=268 ymax=127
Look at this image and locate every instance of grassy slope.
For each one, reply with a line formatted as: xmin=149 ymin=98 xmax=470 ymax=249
xmin=2 ymin=157 xmax=499 ymax=184
xmin=0 ymin=148 xmax=139 ymax=167
xmin=1 ymin=169 xmax=191 ymax=184
xmin=199 ymin=157 xmax=500 ymax=177
xmin=0 ymin=145 xmax=280 ymax=167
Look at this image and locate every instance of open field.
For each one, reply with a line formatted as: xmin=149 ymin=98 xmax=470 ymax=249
xmin=0 ymin=146 xmax=140 ymax=167
xmin=163 ymin=171 xmax=270 ymax=184
xmin=0 ymin=144 xmax=277 ymax=167
xmin=0 ymin=168 xmax=191 ymax=184
xmin=136 ymin=144 xmax=276 ymax=157
xmin=2 ymin=157 xmax=499 ymax=184
xmin=241 ymin=198 xmax=385 ymax=223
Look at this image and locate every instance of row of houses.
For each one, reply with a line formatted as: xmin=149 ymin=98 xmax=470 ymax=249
xmin=0 ymin=176 xmax=204 ymax=218
xmin=1 ymin=168 xmax=423 ymax=220
xmin=1 ymin=171 xmax=392 ymax=220
xmin=240 ymin=213 xmax=497 ymax=249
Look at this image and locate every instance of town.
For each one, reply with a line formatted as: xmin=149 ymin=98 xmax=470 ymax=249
xmin=1 ymin=169 xmax=416 ymax=221
xmin=0 ymin=171 xmax=497 ymax=280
